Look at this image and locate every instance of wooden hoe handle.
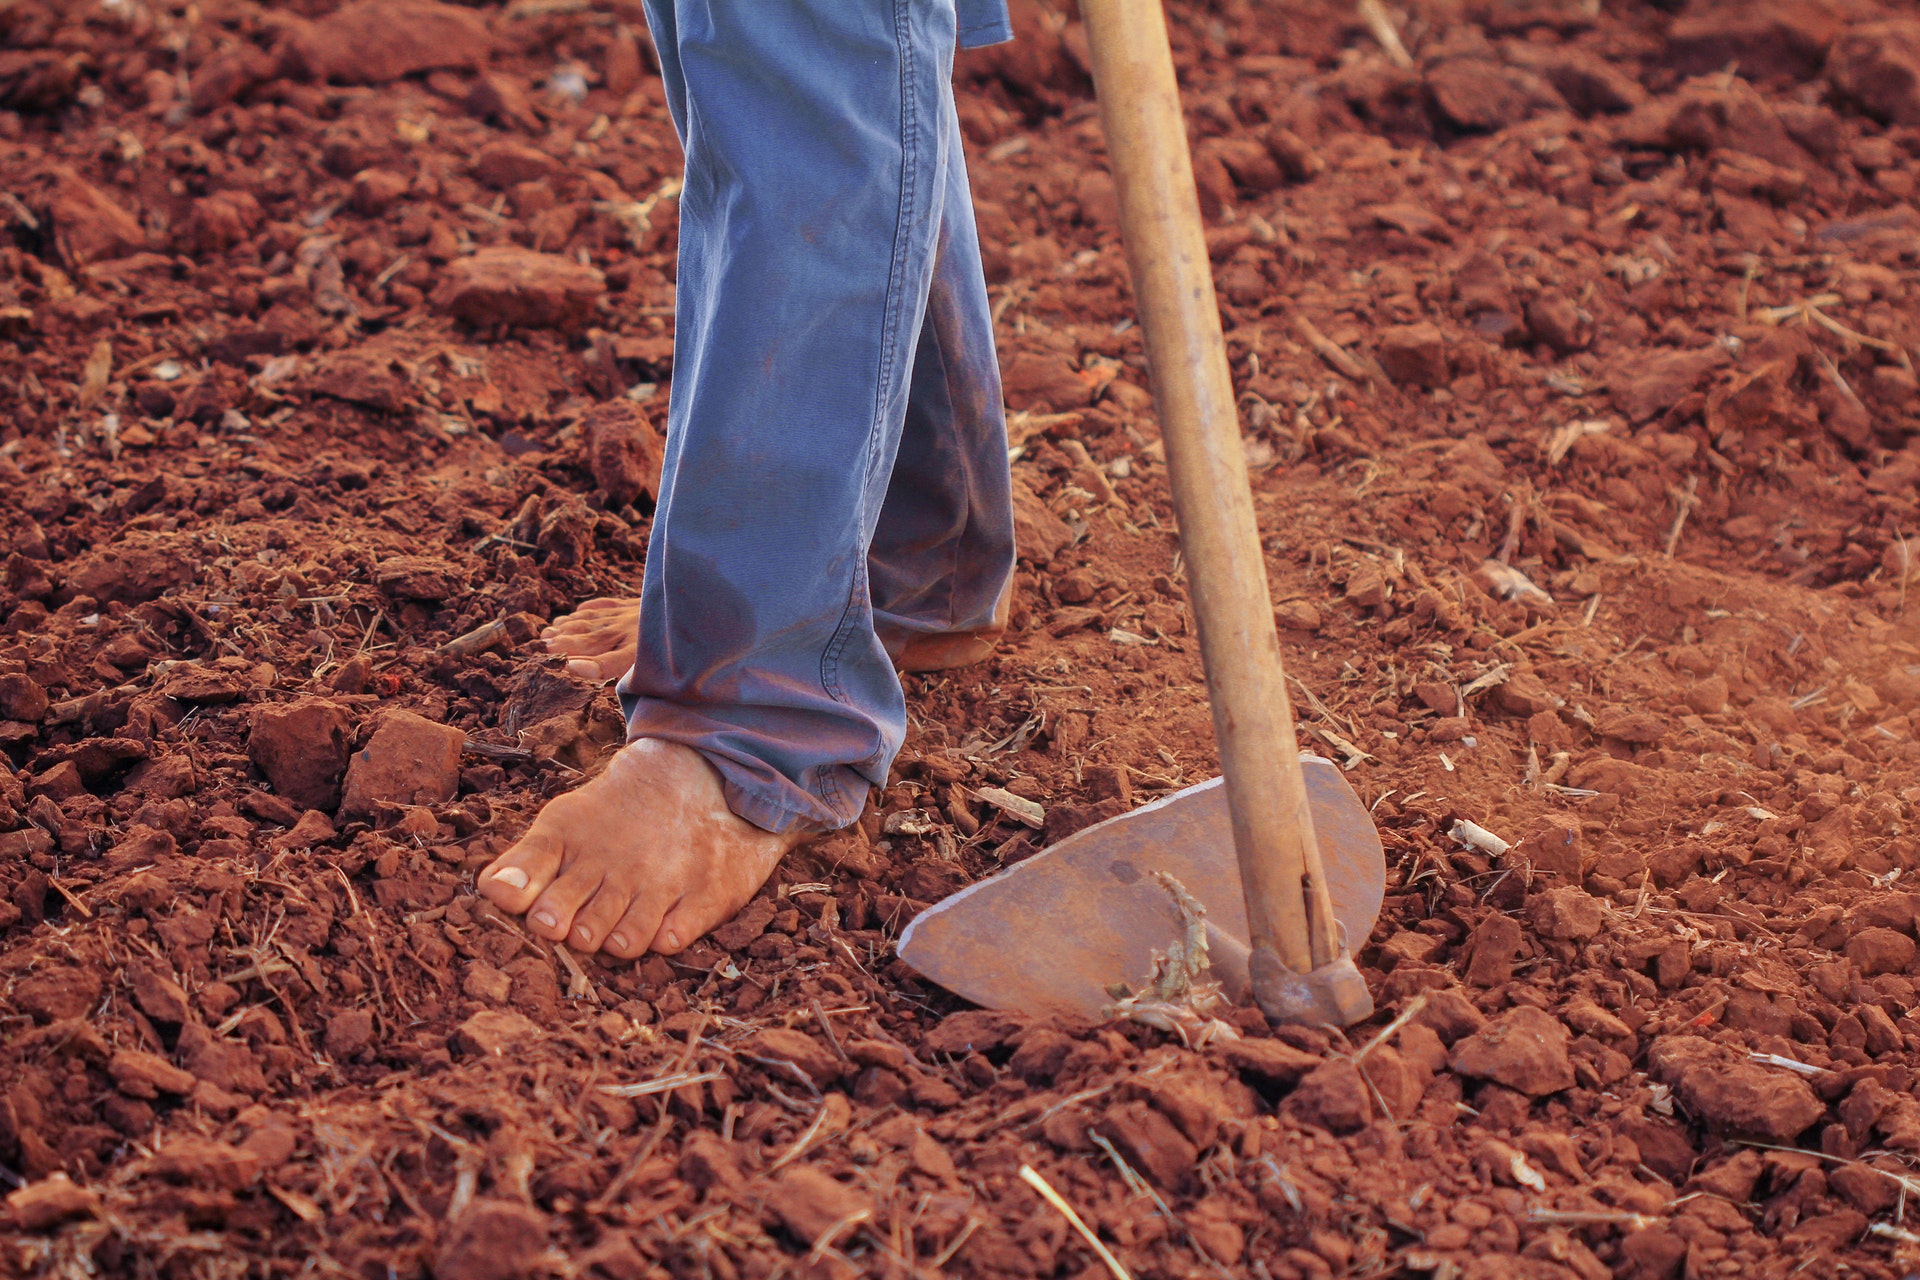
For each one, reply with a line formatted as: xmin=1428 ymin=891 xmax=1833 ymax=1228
xmin=1078 ymin=0 xmax=1370 ymax=1024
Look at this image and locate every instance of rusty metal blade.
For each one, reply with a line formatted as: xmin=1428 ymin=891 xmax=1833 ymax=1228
xmin=896 ymin=757 xmax=1384 ymax=1021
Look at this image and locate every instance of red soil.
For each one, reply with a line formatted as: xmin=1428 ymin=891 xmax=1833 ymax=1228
xmin=8 ymin=1 xmax=1920 ymax=1278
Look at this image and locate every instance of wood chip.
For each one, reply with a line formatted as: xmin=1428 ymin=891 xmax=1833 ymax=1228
xmin=972 ymin=786 xmax=1044 ymax=828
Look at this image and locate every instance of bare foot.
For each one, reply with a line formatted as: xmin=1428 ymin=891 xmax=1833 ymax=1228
xmin=542 ymin=597 xmax=639 ymax=682
xmin=478 ymin=739 xmax=802 ymax=958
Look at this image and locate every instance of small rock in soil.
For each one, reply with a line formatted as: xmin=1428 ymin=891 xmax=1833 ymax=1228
xmin=1617 ymin=1114 xmax=1697 ymax=1183
xmin=339 ymin=711 xmax=465 ymax=817
xmin=128 ymin=966 xmax=190 ymax=1024
xmin=1829 ymin=20 xmax=1920 ymax=126
xmin=1449 ymin=1005 xmax=1574 ymax=1096
xmin=472 ymin=141 xmax=561 ymax=189
xmin=453 ymin=1009 xmax=540 ymax=1058
xmin=1647 ymin=1036 xmax=1825 ymax=1141
xmin=1560 ymin=998 xmax=1631 ymax=1040
xmin=177 ymin=1022 xmax=269 ymax=1094
xmin=324 ymin=1009 xmax=377 ymax=1060
xmin=12 ymin=966 xmax=103 ymax=1023
xmin=1414 ymin=988 xmax=1488 ymax=1044
xmin=1843 ymin=926 xmax=1916 ymax=976
xmin=1274 ymin=599 xmax=1322 ymax=631
xmin=434 ymin=247 xmax=607 ymax=330
xmin=1525 ymin=290 xmax=1589 ymax=354
xmin=270 ymin=810 xmax=337 ymax=852
xmin=1610 ymin=346 xmax=1728 ymax=423
xmin=157 ymin=661 xmax=254 ymax=704
xmin=435 ymin=1199 xmax=549 ymax=1280
xmin=375 ymin=556 xmax=466 ymax=601
xmin=5 ymin=1173 xmax=99 ymax=1231
xmin=749 ymin=1027 xmax=845 ymax=1088
xmin=1286 ymin=1059 xmax=1373 ymax=1134
xmin=1684 ymin=674 xmax=1730 ymax=714
xmin=1094 ymin=1101 xmax=1199 ymax=1191
xmin=1665 ymin=2 xmax=1838 ymax=82
xmin=1465 ymin=913 xmax=1525 ymax=986
xmin=108 ymin=1049 xmax=196 ymax=1099
xmin=1213 ymin=1036 xmax=1320 ymax=1090
xmin=709 ymin=896 xmax=778 ymax=952
xmin=1617 ymin=1227 xmax=1689 ymax=1280
xmin=462 ymin=962 xmax=513 ymax=1005
xmin=764 ymin=1167 xmax=872 ymax=1245
xmin=1007 ymin=1026 xmax=1074 ymax=1084
xmin=584 ymin=402 xmax=665 ymax=508
xmin=1528 ymin=885 xmax=1603 ymax=940
xmin=679 ymin=1131 xmax=744 ymax=1194
xmin=148 ymin=1137 xmax=262 ymax=1190
xmin=285 ymin=0 xmax=492 ymax=85
xmin=1377 ymin=322 xmax=1449 ymax=389
xmin=1517 ymin=814 xmax=1581 ymax=881
xmin=1001 ymin=351 xmax=1099 ymax=410
xmin=249 ymin=698 xmax=353 ymax=812
xmin=1009 ymin=475 xmax=1073 ymax=566
xmin=922 ymin=1009 xmax=1026 ymax=1056
xmin=1830 ymin=1160 xmax=1900 ymax=1214
xmin=1426 ymin=59 xmax=1565 ymax=132
xmin=107 ymin=832 xmax=176 ymax=882
xmin=1689 ymin=1149 xmax=1764 ymax=1201
xmin=0 ymin=673 xmax=48 ymax=722
xmin=49 ymin=171 xmax=146 ymax=266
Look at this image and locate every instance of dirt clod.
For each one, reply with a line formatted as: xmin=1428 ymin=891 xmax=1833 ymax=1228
xmin=454 ymin=1009 xmax=541 ymax=1058
xmin=339 ymin=711 xmax=465 ymax=817
xmin=4 ymin=1174 xmax=99 ymax=1232
xmin=249 ymin=698 xmax=354 ymax=813
xmin=435 ymin=1199 xmax=550 ymax=1280
xmin=1286 ymin=1059 xmax=1373 ymax=1134
xmin=1647 ymin=1037 xmax=1826 ymax=1141
xmin=1449 ymin=1006 xmax=1574 ymax=1097
xmin=763 ymin=1167 xmax=871 ymax=1246
xmin=434 ymin=247 xmax=607 ymax=330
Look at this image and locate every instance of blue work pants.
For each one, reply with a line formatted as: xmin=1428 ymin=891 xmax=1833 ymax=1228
xmin=617 ymin=0 xmax=1017 ymax=834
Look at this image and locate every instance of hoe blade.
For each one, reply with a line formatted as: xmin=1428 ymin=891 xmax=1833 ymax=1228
xmin=896 ymin=757 xmax=1385 ymax=1021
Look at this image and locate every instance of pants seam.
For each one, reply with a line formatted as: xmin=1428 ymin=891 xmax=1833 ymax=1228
xmin=818 ymin=0 xmax=922 ymax=806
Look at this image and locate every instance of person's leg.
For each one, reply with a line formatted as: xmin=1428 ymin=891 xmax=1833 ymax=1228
xmin=482 ymin=0 xmax=964 ymax=956
xmin=540 ymin=56 xmax=1013 ymax=684
xmin=869 ymin=91 xmax=1016 ymax=666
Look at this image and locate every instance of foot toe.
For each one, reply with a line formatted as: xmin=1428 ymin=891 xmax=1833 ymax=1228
xmin=568 ymin=657 xmax=629 ymax=681
xmin=479 ymin=830 xmax=565 ymax=914
xmin=604 ymin=896 xmax=669 ymax=960
xmin=650 ymin=889 xmax=743 ymax=955
xmin=552 ymin=630 xmax=631 ymax=657
xmin=526 ymin=865 xmax=605 ymax=942
xmin=569 ymin=877 xmax=644 ymax=953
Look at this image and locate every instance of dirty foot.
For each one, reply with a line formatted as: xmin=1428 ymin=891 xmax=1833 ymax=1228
xmin=478 ymin=738 xmax=802 ymax=958
xmin=542 ymin=597 xmax=639 ymax=682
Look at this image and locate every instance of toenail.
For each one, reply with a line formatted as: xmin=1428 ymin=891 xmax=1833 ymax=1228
xmin=491 ymin=867 xmax=529 ymax=889
xmin=533 ymin=909 xmax=558 ymax=929
xmin=662 ymin=930 xmax=681 ymax=949
xmin=574 ymin=924 xmax=593 ymax=943
xmin=609 ymin=933 xmax=630 ymax=951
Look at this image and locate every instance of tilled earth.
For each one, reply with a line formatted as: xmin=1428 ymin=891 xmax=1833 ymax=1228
xmin=8 ymin=0 xmax=1920 ymax=1277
